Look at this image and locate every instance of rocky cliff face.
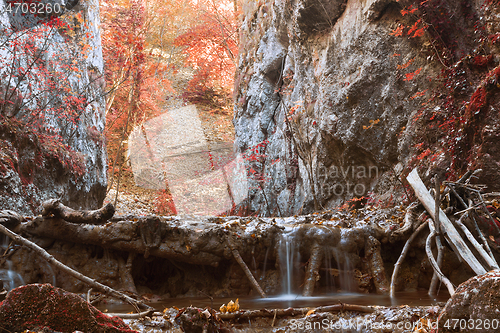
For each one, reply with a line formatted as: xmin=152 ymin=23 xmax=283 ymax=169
xmin=0 ymin=0 xmax=107 ymax=214
xmin=234 ymin=0 xmax=500 ymax=216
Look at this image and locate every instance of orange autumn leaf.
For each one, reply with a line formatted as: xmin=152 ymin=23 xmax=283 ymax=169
xmin=404 ymin=67 xmax=422 ymax=81
xmin=390 ymin=25 xmax=404 ymax=37
xmin=407 ymin=19 xmax=422 ymax=37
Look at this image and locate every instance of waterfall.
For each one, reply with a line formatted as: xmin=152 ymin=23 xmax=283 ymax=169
xmin=333 ymin=248 xmax=355 ymax=292
xmin=0 ymin=234 xmax=24 ymax=291
xmin=278 ymin=227 xmax=300 ymax=296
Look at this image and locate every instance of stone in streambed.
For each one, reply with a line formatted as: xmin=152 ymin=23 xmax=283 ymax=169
xmin=0 ymin=284 xmax=137 ymax=333
xmin=438 ymin=270 xmax=500 ymax=333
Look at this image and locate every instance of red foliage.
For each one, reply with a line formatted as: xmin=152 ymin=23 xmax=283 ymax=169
xmin=174 ymin=0 xmax=238 ymax=105
xmin=404 ymin=67 xmax=422 ymax=81
xmin=154 ymin=190 xmax=177 ymax=215
xmin=468 ymin=86 xmax=487 ymax=117
xmin=489 ymin=33 xmax=500 ymax=43
xmin=472 ymin=55 xmax=493 ymax=67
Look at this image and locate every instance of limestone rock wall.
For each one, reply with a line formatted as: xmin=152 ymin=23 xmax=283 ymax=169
xmin=0 ymin=0 xmax=107 ymax=214
xmin=234 ymin=0 xmax=500 ymax=216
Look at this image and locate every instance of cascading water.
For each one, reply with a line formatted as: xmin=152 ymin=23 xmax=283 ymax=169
xmin=278 ymin=227 xmax=301 ymax=296
xmin=0 ymin=234 xmax=24 ymax=291
xmin=276 ymin=225 xmax=357 ymax=297
xmin=332 ymin=248 xmax=355 ymax=292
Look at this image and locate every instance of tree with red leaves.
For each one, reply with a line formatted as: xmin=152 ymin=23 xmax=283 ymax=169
xmin=174 ymin=0 xmax=239 ymax=106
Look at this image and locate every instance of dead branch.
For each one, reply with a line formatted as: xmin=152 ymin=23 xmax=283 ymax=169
xmin=41 ymin=199 xmax=115 ymax=225
xmin=390 ymin=220 xmax=428 ymax=298
xmin=107 ymin=310 xmax=159 ymax=319
xmin=217 ymin=303 xmax=375 ymax=320
xmin=425 ymin=220 xmax=455 ymax=296
xmin=302 ymin=242 xmax=323 ymax=297
xmin=434 ymin=176 xmax=441 ymax=235
xmin=365 ymin=236 xmax=389 ymax=294
xmin=428 ymin=222 xmax=444 ymax=298
xmin=429 ymin=176 xmax=445 ymax=298
xmin=454 ymin=213 xmax=498 ymax=270
xmin=406 ymin=168 xmax=487 ymax=275
xmin=227 ymin=238 xmax=266 ymax=298
xmin=446 ymin=181 xmax=498 ymax=262
xmin=477 ymin=192 xmax=500 ymax=235
xmin=0 ymin=223 xmax=154 ymax=314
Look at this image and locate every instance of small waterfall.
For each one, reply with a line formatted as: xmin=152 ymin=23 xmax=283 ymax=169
xmin=0 ymin=234 xmax=24 ymax=291
xmin=333 ymin=248 xmax=355 ymax=292
xmin=323 ymin=246 xmax=336 ymax=292
xmin=278 ymin=227 xmax=300 ymax=296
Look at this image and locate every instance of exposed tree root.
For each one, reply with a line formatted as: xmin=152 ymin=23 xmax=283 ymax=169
xmin=390 ymin=220 xmax=428 ymax=298
xmin=365 ymin=236 xmax=389 ymax=295
xmin=428 ymin=228 xmax=444 ymax=298
xmin=41 ymin=199 xmax=115 ymax=225
xmin=390 ymin=201 xmax=419 ymax=242
xmin=425 ymin=221 xmax=455 ymax=296
xmin=302 ymin=242 xmax=323 ymax=297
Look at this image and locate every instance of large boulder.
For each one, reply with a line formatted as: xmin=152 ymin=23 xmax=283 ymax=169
xmin=0 ymin=284 xmax=136 ymax=333
xmin=438 ymin=270 xmax=500 ymax=333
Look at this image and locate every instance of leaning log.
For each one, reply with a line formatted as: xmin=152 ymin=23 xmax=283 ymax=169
xmin=406 ymin=168 xmax=488 ymax=275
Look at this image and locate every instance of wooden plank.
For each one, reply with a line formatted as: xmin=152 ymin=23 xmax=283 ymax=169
xmin=406 ymin=168 xmax=487 ymax=275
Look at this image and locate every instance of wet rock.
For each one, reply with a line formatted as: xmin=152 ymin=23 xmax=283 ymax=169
xmin=437 ymin=269 xmax=500 ymax=333
xmin=0 ymin=284 xmax=137 ymax=333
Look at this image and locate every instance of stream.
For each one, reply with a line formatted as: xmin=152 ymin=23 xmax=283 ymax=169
xmin=98 ymin=291 xmax=448 ymax=314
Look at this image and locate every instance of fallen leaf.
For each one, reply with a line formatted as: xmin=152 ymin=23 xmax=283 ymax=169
xmin=306 ymin=309 xmax=316 ymax=316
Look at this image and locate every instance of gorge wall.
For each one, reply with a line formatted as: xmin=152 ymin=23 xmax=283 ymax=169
xmin=234 ymin=0 xmax=500 ymax=216
xmin=0 ymin=0 xmax=107 ymax=214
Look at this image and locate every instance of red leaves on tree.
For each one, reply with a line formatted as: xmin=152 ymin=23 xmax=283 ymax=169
xmin=407 ymin=19 xmax=424 ymax=38
xmin=403 ymin=68 xmax=422 ymax=81
xmin=401 ymin=5 xmax=418 ymax=16
xmin=174 ymin=0 xmax=238 ymax=105
xmin=390 ymin=25 xmax=404 ymax=37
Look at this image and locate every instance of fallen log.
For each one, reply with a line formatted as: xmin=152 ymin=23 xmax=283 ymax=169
xmin=217 ymin=303 xmax=376 ymax=320
xmin=41 ymin=199 xmax=115 ymax=225
xmin=406 ymin=168 xmax=488 ymax=275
